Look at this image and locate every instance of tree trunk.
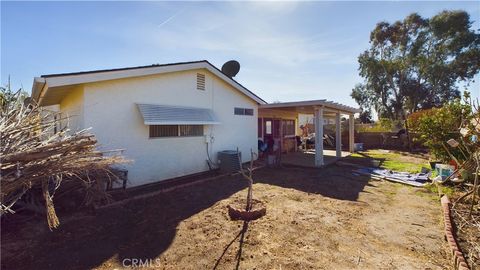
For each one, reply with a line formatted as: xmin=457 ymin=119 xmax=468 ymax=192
xmin=237 ymin=149 xmax=255 ymax=211
xmin=403 ymin=112 xmax=412 ymax=151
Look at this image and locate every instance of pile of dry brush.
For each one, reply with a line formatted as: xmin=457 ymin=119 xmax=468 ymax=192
xmin=1 ymin=89 xmax=125 ymax=229
xmin=439 ymin=98 xmax=480 ymax=267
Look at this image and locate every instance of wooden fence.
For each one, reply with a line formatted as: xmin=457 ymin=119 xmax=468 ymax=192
xmin=356 ymin=132 xmax=425 ymax=150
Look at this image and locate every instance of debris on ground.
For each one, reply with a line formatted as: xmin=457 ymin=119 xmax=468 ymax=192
xmin=354 ymin=168 xmax=430 ymax=187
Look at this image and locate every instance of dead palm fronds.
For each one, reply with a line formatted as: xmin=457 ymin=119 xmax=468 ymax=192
xmin=1 ymin=88 xmax=126 ymax=229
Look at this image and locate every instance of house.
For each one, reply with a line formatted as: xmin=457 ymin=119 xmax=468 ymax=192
xmin=32 ymin=60 xmax=360 ymax=187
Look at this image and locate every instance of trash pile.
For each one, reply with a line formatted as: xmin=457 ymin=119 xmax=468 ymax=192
xmin=354 ymin=167 xmax=430 ymax=187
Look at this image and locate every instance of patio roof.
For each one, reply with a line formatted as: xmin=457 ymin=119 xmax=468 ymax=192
xmin=258 ymin=99 xmax=358 ymax=167
xmin=259 ymin=99 xmax=361 ymax=115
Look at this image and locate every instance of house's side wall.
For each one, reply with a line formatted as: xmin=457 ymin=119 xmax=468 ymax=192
xmin=208 ymin=72 xmax=258 ymax=165
xmin=59 ymin=85 xmax=84 ymax=131
xmin=82 ymin=69 xmax=257 ymax=187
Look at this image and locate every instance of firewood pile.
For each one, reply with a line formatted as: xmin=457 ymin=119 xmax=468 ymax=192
xmin=0 ymin=89 xmax=126 ymax=229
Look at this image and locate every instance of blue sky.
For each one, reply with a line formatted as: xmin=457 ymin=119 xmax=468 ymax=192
xmin=1 ymin=1 xmax=479 ymax=108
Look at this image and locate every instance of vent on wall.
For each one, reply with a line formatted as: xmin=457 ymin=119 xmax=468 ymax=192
xmin=197 ymin=73 xmax=206 ymax=91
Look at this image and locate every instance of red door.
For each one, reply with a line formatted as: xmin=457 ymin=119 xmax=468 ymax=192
xmin=263 ymin=118 xmax=281 ymax=152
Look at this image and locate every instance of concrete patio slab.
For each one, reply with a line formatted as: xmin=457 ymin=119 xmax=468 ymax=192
xmin=281 ymin=150 xmax=351 ymax=167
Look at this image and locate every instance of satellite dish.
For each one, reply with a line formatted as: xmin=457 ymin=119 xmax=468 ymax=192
xmin=221 ymin=60 xmax=240 ymax=78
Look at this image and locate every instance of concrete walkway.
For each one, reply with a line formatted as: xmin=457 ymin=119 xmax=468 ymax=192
xmin=281 ymin=150 xmax=351 ymax=167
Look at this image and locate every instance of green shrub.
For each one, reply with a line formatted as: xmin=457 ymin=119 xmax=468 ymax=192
xmin=416 ymin=94 xmax=472 ymax=162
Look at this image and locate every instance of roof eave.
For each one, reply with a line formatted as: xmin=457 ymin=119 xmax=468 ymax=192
xmin=32 ymin=61 xmax=266 ymax=105
xmin=259 ymin=100 xmax=361 ymax=114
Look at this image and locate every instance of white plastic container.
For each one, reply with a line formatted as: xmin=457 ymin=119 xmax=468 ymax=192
xmin=354 ymin=143 xmax=364 ymax=152
xmin=267 ymin=155 xmax=276 ymax=165
xmin=435 ymin=164 xmax=455 ymax=180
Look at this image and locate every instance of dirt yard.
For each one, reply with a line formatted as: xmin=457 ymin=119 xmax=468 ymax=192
xmin=2 ymin=164 xmax=450 ymax=270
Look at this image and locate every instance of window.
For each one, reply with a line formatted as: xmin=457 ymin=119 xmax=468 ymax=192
xmin=150 ymin=125 xmax=178 ymax=137
xmin=196 ymin=73 xmax=206 ymax=90
xmin=234 ymin=107 xmax=245 ymax=115
xmin=282 ymin=120 xmax=295 ymax=136
xmin=179 ymin=125 xmax=203 ymax=136
xmin=149 ymin=125 xmax=203 ymax=138
xmin=234 ymin=107 xmax=254 ymax=116
xmin=265 ymin=121 xmax=272 ymax=135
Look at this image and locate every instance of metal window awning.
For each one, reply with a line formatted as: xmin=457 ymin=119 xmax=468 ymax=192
xmin=137 ymin=103 xmax=220 ymax=125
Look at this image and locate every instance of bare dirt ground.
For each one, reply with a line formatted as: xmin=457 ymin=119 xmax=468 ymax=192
xmin=2 ymin=164 xmax=450 ymax=270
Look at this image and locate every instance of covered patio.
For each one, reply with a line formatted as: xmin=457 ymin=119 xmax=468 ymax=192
xmin=258 ymin=99 xmax=361 ymax=167
xmin=281 ymin=150 xmax=351 ymax=168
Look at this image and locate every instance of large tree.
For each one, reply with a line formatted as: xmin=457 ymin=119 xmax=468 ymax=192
xmin=352 ymin=10 xmax=480 ymax=122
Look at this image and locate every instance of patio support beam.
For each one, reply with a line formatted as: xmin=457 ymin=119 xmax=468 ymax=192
xmin=335 ymin=112 xmax=341 ymax=158
xmin=349 ymin=114 xmax=355 ymax=152
xmin=314 ymin=106 xmax=324 ymax=167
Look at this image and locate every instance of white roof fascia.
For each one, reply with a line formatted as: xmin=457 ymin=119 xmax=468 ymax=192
xmin=260 ymin=99 xmax=361 ymax=114
xmin=40 ymin=62 xmax=266 ymax=105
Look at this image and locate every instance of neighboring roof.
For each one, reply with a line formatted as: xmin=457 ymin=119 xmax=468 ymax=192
xmin=32 ymin=60 xmax=266 ymax=106
xmin=137 ymin=104 xmax=220 ymax=125
xmin=259 ymin=99 xmax=361 ymax=114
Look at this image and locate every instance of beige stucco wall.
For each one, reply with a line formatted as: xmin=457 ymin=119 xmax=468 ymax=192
xmin=258 ymin=108 xmax=299 ymax=137
xmin=68 ymin=69 xmax=259 ymax=187
xmin=59 ymin=85 xmax=84 ymax=131
xmin=258 ymin=108 xmax=297 ymax=120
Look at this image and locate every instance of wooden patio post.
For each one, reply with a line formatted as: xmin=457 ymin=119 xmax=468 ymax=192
xmin=314 ymin=106 xmax=324 ymax=167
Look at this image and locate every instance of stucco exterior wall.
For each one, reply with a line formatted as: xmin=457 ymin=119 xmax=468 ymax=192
xmin=258 ymin=108 xmax=297 ymax=121
xmin=258 ymin=108 xmax=299 ymax=137
xmin=78 ymin=69 xmax=257 ymax=186
xmin=59 ymin=86 xmax=84 ymax=131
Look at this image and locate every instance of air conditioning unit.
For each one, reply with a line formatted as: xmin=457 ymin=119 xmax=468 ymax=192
xmin=217 ymin=150 xmax=241 ymax=174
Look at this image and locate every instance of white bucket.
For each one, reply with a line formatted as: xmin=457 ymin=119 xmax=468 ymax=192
xmin=267 ymin=155 xmax=276 ymax=165
xmin=354 ymin=143 xmax=364 ymax=152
